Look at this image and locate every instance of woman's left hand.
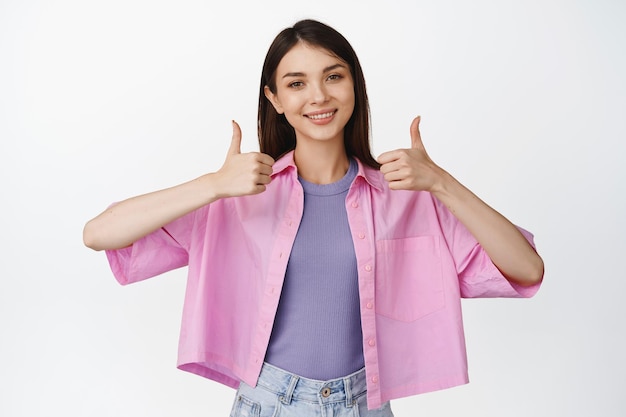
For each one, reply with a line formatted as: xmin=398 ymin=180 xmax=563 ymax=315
xmin=378 ymin=116 xmax=446 ymax=192
xmin=379 ymin=116 xmax=544 ymax=286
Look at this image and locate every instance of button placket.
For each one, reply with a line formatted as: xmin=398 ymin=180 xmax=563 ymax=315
xmin=347 ymin=185 xmax=382 ymax=403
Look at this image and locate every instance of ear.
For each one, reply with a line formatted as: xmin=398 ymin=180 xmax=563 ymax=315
xmin=264 ymin=85 xmax=284 ymax=114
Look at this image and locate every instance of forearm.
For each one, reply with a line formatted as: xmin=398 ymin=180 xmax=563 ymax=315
xmin=83 ymin=121 xmax=275 ymax=252
xmin=432 ymin=170 xmax=544 ymax=286
xmin=378 ymin=116 xmax=543 ymax=286
xmin=83 ymin=173 xmax=221 ymax=251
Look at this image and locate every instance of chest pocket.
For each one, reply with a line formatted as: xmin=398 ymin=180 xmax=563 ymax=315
xmin=375 ymin=236 xmax=445 ymax=322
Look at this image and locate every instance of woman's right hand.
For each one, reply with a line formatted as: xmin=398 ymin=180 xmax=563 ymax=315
xmin=210 ymin=120 xmax=275 ymax=198
xmin=83 ymin=121 xmax=275 ymax=251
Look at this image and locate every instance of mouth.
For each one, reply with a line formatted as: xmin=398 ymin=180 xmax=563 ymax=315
xmin=305 ymin=110 xmax=337 ymax=120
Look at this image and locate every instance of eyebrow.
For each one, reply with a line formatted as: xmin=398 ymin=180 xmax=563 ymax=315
xmin=281 ymin=63 xmax=347 ymax=79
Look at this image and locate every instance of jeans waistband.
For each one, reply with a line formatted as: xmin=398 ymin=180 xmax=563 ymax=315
xmin=256 ymin=362 xmax=367 ymax=407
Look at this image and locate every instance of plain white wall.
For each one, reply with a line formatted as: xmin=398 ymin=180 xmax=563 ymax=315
xmin=1 ymin=0 xmax=625 ymax=416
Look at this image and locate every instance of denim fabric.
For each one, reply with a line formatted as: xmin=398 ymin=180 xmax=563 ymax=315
xmin=229 ymin=363 xmax=394 ymax=417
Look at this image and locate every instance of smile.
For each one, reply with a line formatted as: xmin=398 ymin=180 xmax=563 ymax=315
xmin=306 ymin=111 xmax=336 ymax=120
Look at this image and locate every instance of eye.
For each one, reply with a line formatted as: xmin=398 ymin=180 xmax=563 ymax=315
xmin=288 ymin=81 xmax=304 ymax=89
xmin=327 ymin=74 xmax=343 ymax=81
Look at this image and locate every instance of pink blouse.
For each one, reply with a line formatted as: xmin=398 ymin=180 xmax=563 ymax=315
xmin=106 ymin=151 xmax=541 ymax=410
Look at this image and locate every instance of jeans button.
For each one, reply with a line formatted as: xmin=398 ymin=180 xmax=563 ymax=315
xmin=321 ymin=387 xmax=331 ymax=398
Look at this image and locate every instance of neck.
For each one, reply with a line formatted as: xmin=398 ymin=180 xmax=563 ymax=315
xmin=294 ymin=141 xmax=349 ymax=184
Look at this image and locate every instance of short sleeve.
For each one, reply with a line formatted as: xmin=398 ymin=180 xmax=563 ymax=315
xmin=434 ymin=197 xmax=542 ymax=299
xmin=105 ymin=208 xmax=197 ymax=285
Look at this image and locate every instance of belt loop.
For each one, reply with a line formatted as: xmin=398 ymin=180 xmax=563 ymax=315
xmin=281 ymin=374 xmax=299 ymax=405
xmin=344 ymin=376 xmax=353 ymax=408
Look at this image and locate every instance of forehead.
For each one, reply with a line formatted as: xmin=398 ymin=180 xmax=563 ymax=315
xmin=277 ymin=42 xmax=346 ymax=74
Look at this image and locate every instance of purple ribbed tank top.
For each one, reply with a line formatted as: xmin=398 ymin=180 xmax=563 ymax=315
xmin=264 ymin=158 xmax=364 ymax=380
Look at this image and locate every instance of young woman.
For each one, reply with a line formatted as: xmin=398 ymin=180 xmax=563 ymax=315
xmin=84 ymin=19 xmax=544 ymax=417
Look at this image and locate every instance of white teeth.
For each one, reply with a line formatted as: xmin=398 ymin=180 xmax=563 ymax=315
xmin=308 ymin=111 xmax=335 ymax=120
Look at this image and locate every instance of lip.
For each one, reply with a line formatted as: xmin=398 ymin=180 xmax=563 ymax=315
xmin=304 ymin=109 xmax=337 ymax=125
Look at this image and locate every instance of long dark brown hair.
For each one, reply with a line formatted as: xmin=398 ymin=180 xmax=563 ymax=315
xmin=258 ymin=19 xmax=380 ymax=169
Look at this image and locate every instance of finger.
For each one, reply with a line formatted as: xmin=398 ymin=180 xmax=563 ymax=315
xmin=256 ymin=174 xmax=272 ymax=185
xmin=256 ymin=163 xmax=274 ymax=176
xmin=255 ymin=152 xmax=275 ymax=167
xmin=254 ymin=184 xmax=268 ymax=194
xmin=228 ymin=120 xmax=242 ymax=155
xmin=410 ymin=115 xmax=424 ymax=149
xmin=377 ymin=149 xmax=402 ymax=165
xmin=387 ymin=179 xmax=411 ymax=191
xmin=382 ymin=169 xmax=407 ymax=183
xmin=379 ymin=159 xmax=402 ymax=175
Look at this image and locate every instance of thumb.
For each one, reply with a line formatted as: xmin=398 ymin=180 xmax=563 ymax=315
xmin=228 ymin=120 xmax=242 ymax=155
xmin=410 ymin=115 xmax=424 ymax=149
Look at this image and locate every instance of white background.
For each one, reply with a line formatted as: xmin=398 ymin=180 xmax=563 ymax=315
xmin=1 ymin=0 xmax=625 ymax=416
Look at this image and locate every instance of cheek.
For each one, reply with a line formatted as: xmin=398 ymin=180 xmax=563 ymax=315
xmin=342 ymin=91 xmax=356 ymax=115
xmin=339 ymin=85 xmax=356 ymax=108
xmin=277 ymin=95 xmax=300 ymax=115
xmin=280 ymin=101 xmax=302 ymax=126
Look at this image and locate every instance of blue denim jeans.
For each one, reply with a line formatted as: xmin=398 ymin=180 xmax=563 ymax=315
xmin=229 ymin=363 xmax=393 ymax=417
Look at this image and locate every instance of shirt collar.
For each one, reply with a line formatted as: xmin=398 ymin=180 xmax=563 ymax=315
xmin=271 ymin=150 xmax=384 ymax=191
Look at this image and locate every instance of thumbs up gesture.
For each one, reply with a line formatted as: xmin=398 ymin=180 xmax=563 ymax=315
xmin=378 ymin=116 xmax=446 ymax=192
xmin=213 ymin=120 xmax=275 ymax=198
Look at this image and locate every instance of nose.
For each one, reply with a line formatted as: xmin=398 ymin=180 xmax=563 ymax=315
xmin=309 ymin=82 xmax=329 ymax=104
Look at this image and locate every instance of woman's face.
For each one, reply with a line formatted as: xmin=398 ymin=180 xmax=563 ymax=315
xmin=265 ymin=42 xmax=355 ymax=147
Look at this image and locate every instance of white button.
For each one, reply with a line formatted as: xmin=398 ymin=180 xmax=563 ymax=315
xmin=358 ymin=233 xmax=365 ymax=239
xmin=366 ymin=302 xmax=373 ymax=309
xmin=351 ymin=201 xmax=358 ymax=208
xmin=371 ymin=376 xmax=378 ymax=383
xmin=368 ymin=339 xmax=375 ymax=347
xmin=364 ymin=265 xmax=372 ymax=272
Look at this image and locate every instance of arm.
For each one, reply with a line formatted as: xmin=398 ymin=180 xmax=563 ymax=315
xmin=378 ymin=116 xmax=544 ymax=287
xmin=83 ymin=121 xmax=275 ymax=251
